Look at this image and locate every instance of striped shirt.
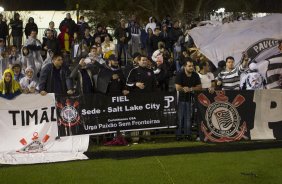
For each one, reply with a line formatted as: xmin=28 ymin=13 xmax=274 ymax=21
xmin=217 ymin=65 xmax=245 ymax=90
xmin=265 ymin=53 xmax=282 ymax=89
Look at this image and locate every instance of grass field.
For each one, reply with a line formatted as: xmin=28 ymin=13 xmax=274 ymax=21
xmin=1 ymin=141 xmax=282 ymax=184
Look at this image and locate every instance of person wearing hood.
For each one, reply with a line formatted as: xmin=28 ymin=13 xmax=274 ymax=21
xmin=20 ymin=46 xmax=34 ymax=73
xmin=20 ymin=67 xmax=38 ymax=94
xmin=9 ymin=13 xmax=23 ymax=51
xmin=42 ymin=50 xmax=54 ymax=69
xmin=24 ymin=17 xmax=38 ymax=39
xmin=59 ymin=13 xmax=77 ymax=37
xmin=145 ymin=17 xmax=157 ymax=34
xmin=24 ymin=30 xmax=43 ymax=77
xmin=240 ymin=62 xmax=265 ymax=90
xmin=58 ymin=26 xmax=73 ymax=53
xmin=0 ymin=68 xmax=21 ymax=99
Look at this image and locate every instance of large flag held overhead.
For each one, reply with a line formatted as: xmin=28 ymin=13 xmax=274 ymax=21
xmin=189 ymin=14 xmax=282 ymax=66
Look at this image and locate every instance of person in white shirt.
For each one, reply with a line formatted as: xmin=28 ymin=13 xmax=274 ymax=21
xmin=198 ymin=60 xmax=215 ymax=93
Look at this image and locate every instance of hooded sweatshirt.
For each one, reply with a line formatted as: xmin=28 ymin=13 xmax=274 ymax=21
xmin=58 ymin=26 xmax=73 ymax=52
xmin=19 ymin=67 xmax=38 ymax=92
xmin=145 ymin=17 xmax=156 ymax=33
xmin=0 ymin=68 xmax=21 ymax=99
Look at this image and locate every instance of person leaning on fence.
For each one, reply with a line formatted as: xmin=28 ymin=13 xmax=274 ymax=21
xmin=175 ymin=58 xmax=202 ymax=141
xmin=0 ymin=68 xmax=21 ymax=100
xmin=38 ymin=54 xmax=74 ymax=96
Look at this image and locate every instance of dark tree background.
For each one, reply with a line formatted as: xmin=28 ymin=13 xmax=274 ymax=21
xmin=64 ymin=0 xmax=282 ymax=28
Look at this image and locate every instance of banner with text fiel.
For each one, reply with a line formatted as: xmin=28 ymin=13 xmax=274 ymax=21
xmin=55 ymin=93 xmax=177 ymax=136
xmin=196 ymin=90 xmax=282 ymax=142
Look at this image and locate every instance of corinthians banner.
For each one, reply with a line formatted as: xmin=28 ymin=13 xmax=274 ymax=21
xmin=55 ymin=92 xmax=177 ymax=136
xmin=189 ymin=14 xmax=282 ymax=66
xmin=196 ymin=90 xmax=282 ymax=142
xmin=0 ymin=94 xmax=89 ymax=164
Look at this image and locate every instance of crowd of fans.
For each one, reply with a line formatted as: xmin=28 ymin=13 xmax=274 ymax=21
xmin=0 ymin=12 xmax=281 ymax=141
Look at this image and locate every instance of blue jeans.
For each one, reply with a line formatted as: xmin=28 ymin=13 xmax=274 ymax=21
xmin=117 ymin=43 xmax=128 ymax=66
xmin=176 ymin=101 xmax=192 ymax=136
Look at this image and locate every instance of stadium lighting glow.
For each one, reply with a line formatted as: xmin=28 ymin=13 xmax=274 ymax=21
xmin=0 ymin=6 xmax=4 ymax=12
xmin=216 ymin=8 xmax=225 ymax=13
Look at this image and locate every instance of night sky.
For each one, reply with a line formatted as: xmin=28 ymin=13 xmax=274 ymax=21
xmin=1 ymin=0 xmax=67 ymax=11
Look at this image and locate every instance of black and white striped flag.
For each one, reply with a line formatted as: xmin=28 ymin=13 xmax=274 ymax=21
xmin=266 ymin=53 xmax=282 ymax=89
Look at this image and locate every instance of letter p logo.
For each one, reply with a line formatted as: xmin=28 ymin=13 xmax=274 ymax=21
xmin=164 ymin=96 xmax=174 ymax=108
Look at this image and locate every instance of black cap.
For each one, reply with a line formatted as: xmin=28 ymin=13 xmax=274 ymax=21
xmin=132 ymin=52 xmax=141 ymax=59
xmin=108 ymin=54 xmax=117 ymax=61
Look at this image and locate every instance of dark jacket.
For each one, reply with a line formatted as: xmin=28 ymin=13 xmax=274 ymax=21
xmin=10 ymin=19 xmax=23 ymax=37
xmin=170 ymin=27 xmax=183 ymax=45
xmin=59 ymin=18 xmax=77 ymax=37
xmin=69 ymin=63 xmax=99 ymax=95
xmin=126 ymin=66 xmax=157 ymax=93
xmin=0 ymin=20 xmax=9 ymax=39
xmin=38 ymin=63 xmax=73 ymax=94
xmin=24 ymin=18 xmax=38 ymax=38
xmin=151 ymin=34 xmax=162 ymax=52
xmin=114 ymin=26 xmax=131 ymax=44
xmin=95 ymin=64 xmax=126 ymax=95
xmin=42 ymin=37 xmax=61 ymax=55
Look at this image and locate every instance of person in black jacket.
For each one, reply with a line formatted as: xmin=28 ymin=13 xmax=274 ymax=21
xmin=0 ymin=14 xmax=9 ymax=45
xmin=9 ymin=13 xmax=23 ymax=50
xmin=69 ymin=57 xmax=99 ymax=95
xmin=42 ymin=29 xmax=61 ymax=55
xmin=95 ymin=54 xmax=129 ymax=96
xmin=59 ymin=13 xmax=77 ymax=37
xmin=151 ymin=27 xmax=162 ymax=52
xmin=24 ymin=17 xmax=38 ymax=39
xmin=126 ymin=55 xmax=157 ymax=93
xmin=114 ymin=19 xmax=131 ymax=66
xmin=39 ymin=54 xmax=74 ymax=95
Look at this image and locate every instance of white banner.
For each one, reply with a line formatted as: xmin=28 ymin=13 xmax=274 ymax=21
xmin=0 ymin=94 xmax=89 ymax=164
xmin=189 ymin=14 xmax=282 ymax=66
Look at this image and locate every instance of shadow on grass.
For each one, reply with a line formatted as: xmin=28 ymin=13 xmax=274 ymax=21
xmin=85 ymin=140 xmax=282 ymax=160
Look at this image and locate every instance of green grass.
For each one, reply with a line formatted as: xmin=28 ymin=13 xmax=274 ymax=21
xmin=1 ymin=142 xmax=282 ymax=184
